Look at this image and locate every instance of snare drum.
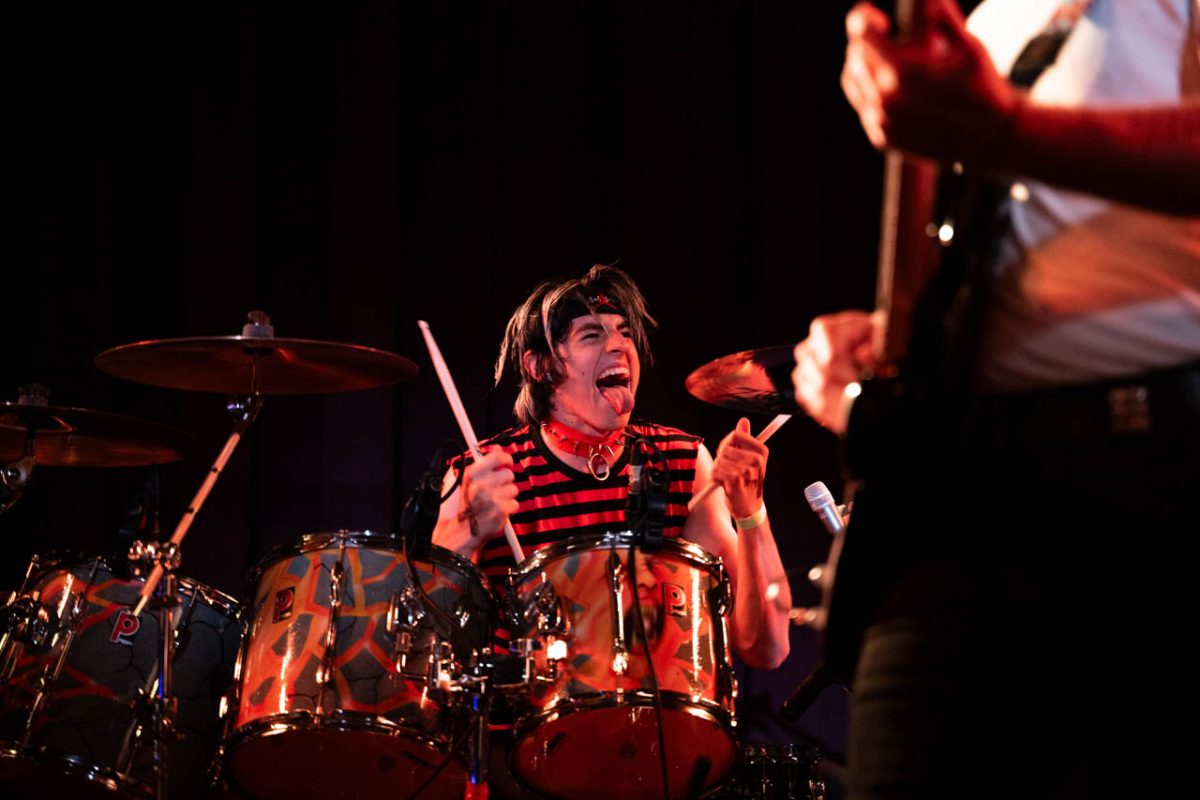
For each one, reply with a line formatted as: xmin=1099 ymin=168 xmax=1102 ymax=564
xmin=505 ymin=531 xmax=738 ymax=800
xmin=223 ymin=531 xmax=496 ymax=800
xmin=0 ymin=553 xmax=241 ymax=800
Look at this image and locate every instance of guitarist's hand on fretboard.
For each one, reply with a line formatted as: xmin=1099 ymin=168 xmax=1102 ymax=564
xmin=791 ymin=310 xmax=883 ymax=434
xmin=844 ymin=0 xmax=1020 ymax=166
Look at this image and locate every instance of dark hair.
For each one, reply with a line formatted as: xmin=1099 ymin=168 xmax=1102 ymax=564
xmin=496 ymin=264 xmax=656 ymax=425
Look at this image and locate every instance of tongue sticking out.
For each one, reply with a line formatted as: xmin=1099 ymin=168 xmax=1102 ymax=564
xmin=600 ymin=385 xmax=634 ymax=416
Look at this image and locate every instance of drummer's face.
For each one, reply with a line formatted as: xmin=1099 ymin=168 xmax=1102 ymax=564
xmin=548 ymin=313 xmax=640 ymax=435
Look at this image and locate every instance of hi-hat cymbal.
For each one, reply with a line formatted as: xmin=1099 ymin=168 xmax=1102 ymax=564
xmin=95 ymin=336 xmax=419 ymax=395
xmin=0 ymin=402 xmax=192 ymax=467
xmin=685 ymin=345 xmax=800 ymax=415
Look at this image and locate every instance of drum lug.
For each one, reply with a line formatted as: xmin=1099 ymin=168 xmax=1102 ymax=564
xmin=0 ymin=592 xmax=56 ymax=650
xmin=315 ymin=546 xmax=347 ymax=705
xmin=430 ymin=640 xmax=458 ymax=692
xmin=387 ymin=587 xmax=426 ymax=672
xmin=512 ymin=636 xmax=564 ymax=684
xmin=607 ymin=549 xmax=629 ymax=676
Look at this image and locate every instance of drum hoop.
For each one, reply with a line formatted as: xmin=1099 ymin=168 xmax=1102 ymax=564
xmin=0 ymin=743 xmax=151 ymax=798
xmin=224 ymin=709 xmax=460 ymax=756
xmin=19 ymin=552 xmax=241 ymax=617
xmin=512 ymin=530 xmax=721 ymax=579
xmin=508 ymin=692 xmax=737 ymax=794
xmin=247 ymin=530 xmax=493 ymax=595
xmin=512 ymin=688 xmax=735 ymax=736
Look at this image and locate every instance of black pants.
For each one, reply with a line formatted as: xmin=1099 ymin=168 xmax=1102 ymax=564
xmin=847 ymin=368 xmax=1200 ymax=798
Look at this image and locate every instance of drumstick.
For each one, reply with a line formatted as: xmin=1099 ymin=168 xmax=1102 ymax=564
xmin=687 ymin=413 xmax=792 ymax=512
xmin=418 ymin=321 xmax=525 ymax=564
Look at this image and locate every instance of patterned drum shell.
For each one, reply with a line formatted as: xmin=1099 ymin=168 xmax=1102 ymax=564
xmin=224 ymin=531 xmax=496 ymax=800
xmin=507 ymin=531 xmax=738 ymax=800
xmin=0 ymin=554 xmax=241 ymax=800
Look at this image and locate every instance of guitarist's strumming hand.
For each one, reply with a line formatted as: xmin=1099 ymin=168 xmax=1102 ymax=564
xmin=843 ymin=0 xmax=1020 ymax=165
xmin=792 ymin=311 xmax=883 ymax=435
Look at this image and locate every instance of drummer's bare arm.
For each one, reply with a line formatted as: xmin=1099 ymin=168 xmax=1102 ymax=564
xmin=685 ymin=423 xmax=791 ymax=670
xmin=431 ymin=449 xmax=519 ymax=563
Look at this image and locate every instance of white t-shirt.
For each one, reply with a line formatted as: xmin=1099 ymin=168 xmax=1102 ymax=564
xmin=967 ymin=0 xmax=1200 ymax=391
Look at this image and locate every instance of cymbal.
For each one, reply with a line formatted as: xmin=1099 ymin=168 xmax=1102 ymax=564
xmin=95 ymin=336 xmax=419 ymax=395
xmin=0 ymin=402 xmax=192 ymax=467
xmin=685 ymin=345 xmax=800 ymax=415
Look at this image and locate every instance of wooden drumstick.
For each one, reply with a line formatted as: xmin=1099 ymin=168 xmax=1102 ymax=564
xmin=687 ymin=413 xmax=791 ymax=512
xmin=418 ymin=321 xmax=525 ymax=564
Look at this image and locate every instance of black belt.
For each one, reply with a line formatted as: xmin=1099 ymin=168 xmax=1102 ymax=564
xmin=964 ymin=361 xmax=1200 ymax=447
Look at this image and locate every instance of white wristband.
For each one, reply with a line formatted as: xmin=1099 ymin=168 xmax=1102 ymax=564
xmin=734 ymin=502 xmax=767 ymax=531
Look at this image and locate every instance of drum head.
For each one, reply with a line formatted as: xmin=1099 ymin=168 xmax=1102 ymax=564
xmin=227 ymin=727 xmax=464 ymax=800
xmin=512 ymin=704 xmax=737 ymax=800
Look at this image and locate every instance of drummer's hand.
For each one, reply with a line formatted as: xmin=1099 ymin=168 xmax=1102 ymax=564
xmin=792 ymin=310 xmax=881 ymax=434
xmin=460 ymin=448 xmax=519 ymax=541
xmin=712 ymin=418 xmax=768 ymax=520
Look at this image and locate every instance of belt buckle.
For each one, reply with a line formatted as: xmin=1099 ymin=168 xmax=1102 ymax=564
xmin=1107 ymin=384 xmax=1152 ymax=435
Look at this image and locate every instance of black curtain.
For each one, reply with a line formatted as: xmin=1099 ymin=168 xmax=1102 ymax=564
xmin=2 ymin=0 xmax=901 ymax=755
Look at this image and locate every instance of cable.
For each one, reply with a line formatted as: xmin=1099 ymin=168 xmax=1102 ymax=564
xmin=625 ymin=436 xmax=672 ymax=800
xmin=409 ymin=707 xmax=482 ymax=799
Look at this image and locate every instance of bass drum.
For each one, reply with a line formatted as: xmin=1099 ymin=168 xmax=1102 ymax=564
xmin=505 ymin=531 xmax=738 ymax=800
xmin=223 ymin=531 xmax=497 ymax=800
xmin=0 ymin=553 xmax=241 ymax=800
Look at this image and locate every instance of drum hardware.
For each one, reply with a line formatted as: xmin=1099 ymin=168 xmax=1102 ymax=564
xmin=386 ymin=585 xmax=427 ymax=674
xmin=1 ymin=383 xmax=193 ymax=514
xmin=1 ymin=554 xmax=241 ymax=799
xmin=0 ymin=593 xmax=55 ymax=652
xmin=719 ymin=743 xmax=829 ymax=800
xmin=313 ymin=535 xmax=347 ymax=708
xmin=708 ymin=564 xmax=738 ymax=704
xmin=126 ymin=538 xmax=189 ymax=800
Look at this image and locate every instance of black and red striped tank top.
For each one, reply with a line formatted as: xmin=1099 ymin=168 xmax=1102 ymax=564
xmin=455 ymin=421 xmax=701 ymax=581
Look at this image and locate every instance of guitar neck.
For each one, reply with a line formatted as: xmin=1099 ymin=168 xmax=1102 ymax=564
xmin=873 ymin=0 xmax=941 ymax=367
xmin=876 ymin=152 xmax=939 ymax=366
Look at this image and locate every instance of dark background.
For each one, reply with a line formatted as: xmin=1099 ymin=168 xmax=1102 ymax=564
xmin=1 ymin=0 xmax=931 ymax=759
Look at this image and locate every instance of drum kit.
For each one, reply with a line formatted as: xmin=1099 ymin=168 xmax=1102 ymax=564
xmin=0 ymin=313 xmax=828 ymax=800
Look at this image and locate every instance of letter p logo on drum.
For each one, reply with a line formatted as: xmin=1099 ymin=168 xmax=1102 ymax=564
xmin=110 ymin=609 xmax=141 ymax=645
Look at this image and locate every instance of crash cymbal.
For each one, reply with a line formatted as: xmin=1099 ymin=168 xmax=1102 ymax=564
xmin=0 ymin=402 xmax=192 ymax=467
xmin=95 ymin=313 xmax=418 ymax=394
xmin=685 ymin=345 xmax=800 ymax=415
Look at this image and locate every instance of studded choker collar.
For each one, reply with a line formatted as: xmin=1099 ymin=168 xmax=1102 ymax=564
xmin=541 ymin=420 xmax=626 ymax=481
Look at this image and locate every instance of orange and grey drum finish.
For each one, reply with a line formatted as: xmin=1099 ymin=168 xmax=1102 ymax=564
xmin=224 ymin=533 xmax=495 ymax=799
xmin=0 ymin=556 xmax=240 ymax=800
xmin=506 ymin=534 xmax=738 ymax=800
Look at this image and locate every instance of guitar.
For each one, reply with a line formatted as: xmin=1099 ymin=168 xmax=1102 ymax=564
xmin=818 ymin=0 xmax=1001 ymax=681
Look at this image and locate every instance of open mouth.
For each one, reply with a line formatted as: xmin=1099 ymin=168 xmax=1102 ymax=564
xmin=596 ymin=366 xmax=634 ymax=415
xmin=596 ymin=367 xmax=631 ymax=390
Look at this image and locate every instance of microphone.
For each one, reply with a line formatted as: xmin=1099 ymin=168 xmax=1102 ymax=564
xmin=402 ymin=443 xmax=448 ymax=558
xmin=625 ymin=437 xmax=646 ymax=527
xmin=625 ymin=438 xmax=665 ymax=548
xmin=804 ymin=481 xmax=845 ymax=536
xmin=781 ymin=661 xmax=834 ymax=722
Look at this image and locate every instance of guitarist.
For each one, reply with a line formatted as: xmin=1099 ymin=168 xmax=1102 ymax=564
xmin=792 ymin=0 xmax=1199 ymax=797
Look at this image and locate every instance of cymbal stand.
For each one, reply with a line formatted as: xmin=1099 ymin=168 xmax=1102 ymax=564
xmin=124 ymin=322 xmax=266 ymax=798
xmin=132 ymin=389 xmax=263 ymax=617
xmin=124 ymin=541 xmax=182 ymax=800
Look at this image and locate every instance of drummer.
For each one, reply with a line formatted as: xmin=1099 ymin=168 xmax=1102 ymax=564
xmin=432 ymin=264 xmax=791 ymax=669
